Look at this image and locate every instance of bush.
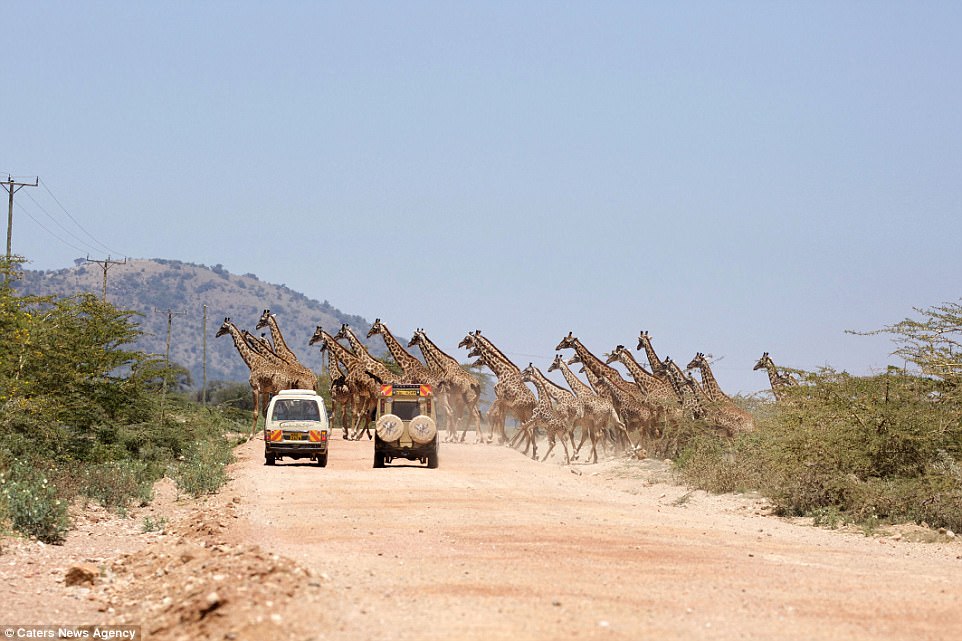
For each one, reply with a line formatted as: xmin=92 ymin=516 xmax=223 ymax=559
xmin=172 ymin=437 xmax=234 ymax=498
xmin=0 ymin=465 xmax=69 ymax=544
xmin=81 ymin=460 xmax=155 ymax=511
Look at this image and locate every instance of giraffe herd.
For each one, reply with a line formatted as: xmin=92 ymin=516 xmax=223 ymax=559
xmin=217 ymin=311 xmax=799 ymax=459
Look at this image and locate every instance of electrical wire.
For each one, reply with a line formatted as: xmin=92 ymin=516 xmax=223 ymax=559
xmin=39 ymin=178 xmax=124 ymax=256
xmin=15 ymin=201 xmax=90 ymax=255
xmin=23 ymin=190 xmax=111 ymax=256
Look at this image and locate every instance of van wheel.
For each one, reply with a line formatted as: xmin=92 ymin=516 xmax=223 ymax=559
xmin=427 ymin=450 xmax=439 ymax=469
xmin=265 ymin=453 xmax=276 ymax=466
xmin=373 ymin=452 xmax=385 ymax=468
xmin=316 ymin=452 xmax=328 ymax=467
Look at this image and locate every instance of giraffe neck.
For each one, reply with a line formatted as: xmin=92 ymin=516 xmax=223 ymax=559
xmin=616 ymin=350 xmax=661 ymax=390
xmin=413 ymin=337 xmax=447 ymax=378
xmin=525 ymin=370 xmax=554 ymax=407
xmin=764 ymin=360 xmax=783 ymax=389
xmin=225 ymin=323 xmax=261 ymax=370
xmin=419 ymin=333 xmax=461 ymax=370
xmin=531 ymin=366 xmax=571 ymax=403
xmin=378 ymin=325 xmax=424 ymax=375
xmin=640 ymin=336 xmax=667 ymax=377
xmin=572 ymin=339 xmax=626 ymax=387
xmin=557 ymin=360 xmax=594 ymax=397
xmin=665 ymin=361 xmax=702 ymax=415
xmin=696 ymin=360 xmax=726 ymax=400
xmin=322 ymin=332 xmax=361 ymax=372
xmin=474 ymin=338 xmax=519 ymax=381
xmin=266 ymin=316 xmax=297 ymax=361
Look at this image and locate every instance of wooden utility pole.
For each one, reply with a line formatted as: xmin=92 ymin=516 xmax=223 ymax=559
xmin=85 ymin=255 xmax=127 ymax=302
xmin=3 ymin=175 xmax=39 ymax=259
xmin=155 ymin=308 xmax=187 ymax=423
xmin=202 ymin=304 xmax=208 ymax=405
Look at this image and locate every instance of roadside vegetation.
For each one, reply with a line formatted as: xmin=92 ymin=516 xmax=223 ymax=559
xmin=673 ymin=302 xmax=962 ymax=533
xmin=0 ymin=257 xmax=246 ymax=544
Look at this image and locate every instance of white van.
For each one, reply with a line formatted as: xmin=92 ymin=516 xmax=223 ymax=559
xmin=264 ymin=389 xmax=330 ymax=466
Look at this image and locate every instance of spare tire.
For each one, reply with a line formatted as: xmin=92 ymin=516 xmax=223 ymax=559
xmin=376 ymin=414 xmax=404 ymax=442
xmin=408 ymin=415 xmax=437 ymax=444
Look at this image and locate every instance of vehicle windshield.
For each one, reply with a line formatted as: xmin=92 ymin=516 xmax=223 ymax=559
xmin=271 ymin=399 xmax=321 ymax=422
xmin=391 ymin=400 xmax=420 ymax=421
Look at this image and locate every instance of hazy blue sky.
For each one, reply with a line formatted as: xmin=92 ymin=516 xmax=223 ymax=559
xmin=5 ymin=1 xmax=961 ymax=393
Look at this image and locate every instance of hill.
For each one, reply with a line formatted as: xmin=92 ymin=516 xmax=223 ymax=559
xmin=15 ymin=258 xmax=386 ymax=386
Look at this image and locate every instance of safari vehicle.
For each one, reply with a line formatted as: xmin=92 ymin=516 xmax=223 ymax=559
xmin=264 ymin=389 xmax=330 ymax=466
xmin=374 ymin=384 xmax=439 ymax=469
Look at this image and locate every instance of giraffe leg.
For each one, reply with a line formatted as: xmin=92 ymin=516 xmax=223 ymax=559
xmin=250 ymin=389 xmax=260 ymax=441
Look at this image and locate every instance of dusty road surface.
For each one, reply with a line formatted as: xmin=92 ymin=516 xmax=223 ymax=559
xmin=222 ymin=436 xmax=961 ymax=641
xmin=3 ymin=435 xmax=961 ymax=641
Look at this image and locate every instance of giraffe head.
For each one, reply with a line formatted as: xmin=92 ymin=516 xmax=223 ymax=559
xmin=636 ymin=330 xmax=653 ymax=352
xmin=406 ymin=328 xmax=423 ymax=349
xmin=367 ymin=318 xmax=385 ymax=339
xmin=604 ymin=345 xmax=628 ymax=365
xmin=458 ymin=330 xmax=480 ymax=350
xmin=566 ymin=354 xmax=587 ymax=374
xmin=555 ymin=331 xmax=577 ymax=351
xmin=687 ymin=352 xmax=709 ymax=372
xmin=333 ymin=324 xmax=350 ymax=341
xmin=520 ymin=362 xmax=537 ymax=384
xmin=308 ymin=326 xmax=325 ymax=346
xmin=215 ymin=317 xmax=233 ymax=338
xmin=547 ymin=354 xmax=566 ymax=373
xmin=255 ymin=309 xmax=272 ymax=330
xmin=753 ymin=352 xmax=772 ymax=371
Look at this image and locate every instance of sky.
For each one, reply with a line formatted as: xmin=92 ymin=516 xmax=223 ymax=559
xmin=4 ymin=1 xmax=961 ymax=394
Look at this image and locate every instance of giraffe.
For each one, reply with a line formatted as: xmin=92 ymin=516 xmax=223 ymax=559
xmin=366 ymin=319 xmax=435 ymax=383
xmin=753 ymin=352 xmax=798 ymax=401
xmin=408 ymin=328 xmax=484 ymax=443
xmin=605 ymin=345 xmax=681 ymax=431
xmin=661 ymin=357 xmax=706 ymax=422
xmin=636 ymin=330 xmax=669 ymax=380
xmin=255 ymin=310 xmax=319 ymax=388
xmin=664 ymin=357 xmax=754 ymax=436
xmin=309 ymin=326 xmax=378 ymax=439
xmin=686 ymin=352 xmax=730 ymax=402
xmin=334 ymin=324 xmax=398 ymax=385
xmin=520 ymin=363 xmax=572 ymax=464
xmin=215 ymin=318 xmax=287 ymax=438
xmin=555 ymin=332 xmax=656 ymax=443
xmin=548 ymin=353 xmax=624 ymax=463
xmin=567 ymin=355 xmax=642 ymax=456
xmin=256 ymin=309 xmax=298 ymax=364
xmin=458 ymin=330 xmax=535 ymax=446
xmin=242 ymin=330 xmax=275 ymax=358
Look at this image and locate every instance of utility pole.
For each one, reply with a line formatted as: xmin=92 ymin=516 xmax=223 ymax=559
xmin=155 ymin=308 xmax=187 ymax=423
xmin=85 ymin=255 xmax=127 ymax=302
xmin=3 ymin=175 xmax=38 ymax=259
xmin=202 ymin=304 xmax=208 ymax=406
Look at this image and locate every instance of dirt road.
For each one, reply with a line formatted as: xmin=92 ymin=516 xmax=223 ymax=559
xmin=222 ymin=436 xmax=961 ymax=641
xmin=3 ymin=435 xmax=960 ymax=640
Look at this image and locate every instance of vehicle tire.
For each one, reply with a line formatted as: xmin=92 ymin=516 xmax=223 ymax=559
xmin=375 ymin=414 xmax=404 ymax=442
xmin=265 ymin=453 xmax=276 ymax=466
xmin=427 ymin=448 xmax=439 ymax=469
xmin=316 ymin=451 xmax=328 ymax=467
xmin=409 ymin=415 xmax=437 ymax=444
xmin=373 ymin=451 xmax=386 ymax=468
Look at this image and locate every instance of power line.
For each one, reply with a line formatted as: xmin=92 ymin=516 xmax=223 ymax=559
xmin=15 ymin=201 xmax=89 ymax=255
xmin=22 ymin=190 xmax=110 ymax=256
xmin=39 ymin=178 xmax=122 ymax=256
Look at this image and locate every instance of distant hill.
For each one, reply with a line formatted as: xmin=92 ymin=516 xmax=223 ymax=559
xmin=15 ymin=258 xmax=387 ymax=386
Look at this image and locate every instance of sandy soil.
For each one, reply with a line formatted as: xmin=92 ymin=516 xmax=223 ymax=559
xmin=2 ymin=435 xmax=961 ymax=641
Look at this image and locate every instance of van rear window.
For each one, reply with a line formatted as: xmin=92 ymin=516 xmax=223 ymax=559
xmin=271 ymin=399 xmax=321 ymax=421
